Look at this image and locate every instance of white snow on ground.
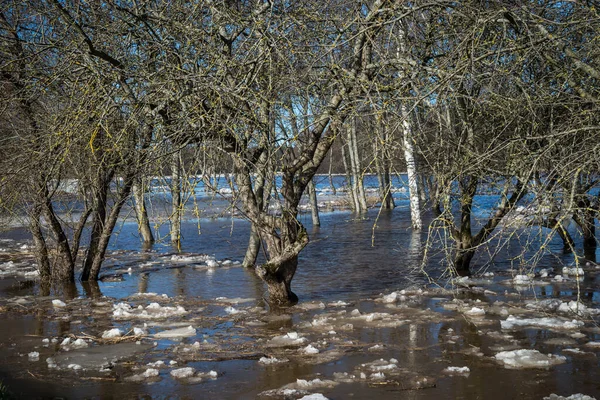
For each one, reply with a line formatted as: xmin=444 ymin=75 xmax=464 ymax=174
xmin=102 ymin=328 xmax=123 ymax=339
xmin=585 ymin=341 xmax=600 ymax=348
xmin=28 ymin=351 xmax=39 ymax=361
xmin=153 ymin=326 xmax=196 ymax=338
xmin=267 ymin=332 xmax=308 ymax=347
xmin=443 ymin=366 xmax=470 ymax=375
xmin=544 ymin=394 xmax=596 ymax=400
xmin=501 ymin=315 xmax=584 ymax=330
xmin=52 ymin=299 xmax=66 ymax=308
xmin=494 ymin=349 xmax=566 ymax=369
xmin=259 ymin=356 xmax=289 ymax=365
xmin=112 ymin=302 xmax=188 ymax=319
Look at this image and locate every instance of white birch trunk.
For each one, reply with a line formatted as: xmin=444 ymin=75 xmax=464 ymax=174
xmin=402 ymin=105 xmax=422 ymax=230
xmin=170 ymin=151 xmax=182 ymax=247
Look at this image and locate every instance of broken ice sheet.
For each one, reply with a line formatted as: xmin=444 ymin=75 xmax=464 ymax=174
xmin=259 ymin=356 xmax=289 ymax=365
xmin=501 ymin=315 xmax=584 ymax=331
xmin=494 ymin=349 xmax=566 ymax=369
xmin=544 ymin=393 xmax=597 ymax=400
xmin=52 ymin=342 xmax=154 ymax=370
xmin=112 ymin=302 xmax=188 ymax=320
xmin=125 ymin=368 xmax=161 ymax=382
xmin=267 ymin=332 xmax=308 ymax=347
xmin=153 ymin=325 xmax=196 ymax=339
xmin=442 ymin=366 xmax=470 ymax=376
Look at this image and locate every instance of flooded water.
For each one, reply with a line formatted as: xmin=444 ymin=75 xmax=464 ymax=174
xmin=0 ymin=177 xmax=599 ymax=399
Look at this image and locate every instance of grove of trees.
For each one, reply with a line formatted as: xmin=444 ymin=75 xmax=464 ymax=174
xmin=1 ymin=0 xmax=599 ymax=305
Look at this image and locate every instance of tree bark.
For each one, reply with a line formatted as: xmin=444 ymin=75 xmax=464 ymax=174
xmin=84 ymin=175 xmax=135 ymax=281
xmin=402 ymin=104 xmax=422 ymax=230
xmin=308 ymin=179 xmax=320 ymax=227
xmin=347 ymin=117 xmax=368 ymax=212
xmin=170 ymin=151 xmax=182 ymax=248
xmin=29 ymin=203 xmax=51 ymax=284
xmin=133 ymin=180 xmax=154 ymax=245
xmin=81 ymin=170 xmax=111 ymax=282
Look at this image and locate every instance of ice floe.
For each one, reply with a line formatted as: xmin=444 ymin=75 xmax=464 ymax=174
xmin=126 ymin=368 xmax=161 ymax=382
xmin=267 ymin=332 xmax=308 ymax=347
xmin=501 ymin=315 xmax=584 ymax=330
xmin=442 ymin=366 xmax=470 ymax=375
xmin=544 ymin=394 xmax=596 ymax=400
xmin=112 ymin=302 xmax=188 ymax=319
xmin=299 ymin=395 xmax=329 ymax=400
xmin=259 ymin=356 xmax=289 ymax=365
xmin=301 ymin=344 xmax=320 ymax=354
xmin=102 ymin=328 xmax=123 ymax=339
xmin=52 ymin=299 xmax=66 ymax=308
xmin=170 ymin=367 xmax=196 ymax=379
xmin=494 ymin=349 xmax=566 ymax=369
xmin=153 ymin=325 xmax=196 ymax=339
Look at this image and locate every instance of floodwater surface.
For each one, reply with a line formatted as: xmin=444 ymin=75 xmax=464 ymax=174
xmin=0 ymin=181 xmax=599 ymax=399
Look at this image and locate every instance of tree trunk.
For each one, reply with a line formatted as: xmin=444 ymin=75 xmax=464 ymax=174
xmin=374 ymin=130 xmax=395 ymax=210
xmin=452 ymin=176 xmax=477 ymax=272
xmin=84 ymin=175 xmax=135 ymax=281
xmin=40 ymin=183 xmax=75 ymax=282
xmin=133 ymin=180 xmax=154 ymax=244
xmin=256 ymin=255 xmax=299 ymax=307
xmin=308 ymin=179 xmax=320 ymax=227
xmin=454 ymin=248 xmax=475 ymax=273
xmin=328 ymin=147 xmax=336 ymax=195
xmin=402 ymin=104 xmax=422 ymax=230
xmin=81 ymin=171 xmax=111 ymax=282
xmin=170 ymin=151 xmax=182 ymax=248
xmin=341 ymin=144 xmax=357 ymax=210
xmin=573 ymin=200 xmax=597 ymax=260
xmin=243 ymin=224 xmax=262 ymax=268
xmin=29 ymin=204 xmax=51 ymax=284
xmin=347 ymin=117 xmax=367 ymax=212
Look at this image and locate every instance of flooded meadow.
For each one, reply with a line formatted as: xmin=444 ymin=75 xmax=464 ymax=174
xmin=0 ymin=177 xmax=599 ymax=400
